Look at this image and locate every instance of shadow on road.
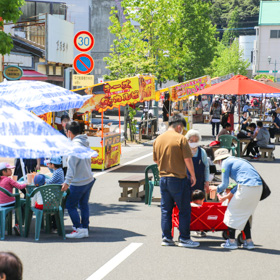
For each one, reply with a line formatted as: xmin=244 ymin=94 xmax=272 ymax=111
xmin=251 ymin=247 xmax=280 ymax=255
xmin=109 ymin=164 xmax=148 ymax=174
xmin=4 ymin=226 xmax=144 ymax=243
xmin=88 ymin=202 xmax=140 ymax=216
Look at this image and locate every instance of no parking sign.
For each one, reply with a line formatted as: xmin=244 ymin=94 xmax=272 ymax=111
xmin=73 ymin=53 xmax=94 ymax=75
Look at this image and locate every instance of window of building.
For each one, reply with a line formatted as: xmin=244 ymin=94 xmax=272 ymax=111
xmin=270 ymin=30 xmax=280 ymax=38
xmin=20 ymin=2 xmax=36 ymax=21
xmin=52 ymin=3 xmax=67 ymax=19
xmin=36 ymin=2 xmax=51 ymax=15
xmin=19 ymin=1 xmax=66 ymax=21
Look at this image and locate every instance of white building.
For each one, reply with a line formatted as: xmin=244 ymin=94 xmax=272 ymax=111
xmin=253 ymin=1 xmax=280 ymax=82
xmin=239 ymin=35 xmax=256 ymax=78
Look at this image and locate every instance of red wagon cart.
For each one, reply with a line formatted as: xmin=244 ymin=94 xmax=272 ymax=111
xmin=172 ymin=202 xmax=245 ymax=243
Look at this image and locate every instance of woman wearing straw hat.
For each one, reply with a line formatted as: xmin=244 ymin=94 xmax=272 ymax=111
xmin=213 ymin=148 xmax=262 ymax=250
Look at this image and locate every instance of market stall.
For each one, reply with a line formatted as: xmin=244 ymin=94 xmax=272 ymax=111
xmin=73 ymin=75 xmax=157 ymax=170
xmin=160 ymin=75 xmax=211 ymax=128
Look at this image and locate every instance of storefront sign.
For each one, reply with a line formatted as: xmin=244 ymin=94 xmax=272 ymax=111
xmin=72 ymin=74 xmax=94 ymax=87
xmin=169 ymin=75 xmax=211 ymax=102
xmin=3 ymin=65 xmax=23 ymax=80
xmin=47 ymin=14 xmax=74 ymax=64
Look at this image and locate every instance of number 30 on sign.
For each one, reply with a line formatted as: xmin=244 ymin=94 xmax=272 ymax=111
xmin=74 ymin=31 xmax=95 ymax=52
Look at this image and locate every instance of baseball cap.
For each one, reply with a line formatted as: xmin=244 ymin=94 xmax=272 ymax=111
xmin=0 ymin=162 xmax=15 ymax=171
xmin=34 ymin=174 xmax=46 ymax=187
xmin=45 ymin=157 xmax=62 ymax=165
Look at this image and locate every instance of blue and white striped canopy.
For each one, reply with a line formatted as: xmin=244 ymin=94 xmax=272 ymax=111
xmin=0 ymin=80 xmax=92 ymax=115
xmin=0 ymin=99 xmax=97 ymax=159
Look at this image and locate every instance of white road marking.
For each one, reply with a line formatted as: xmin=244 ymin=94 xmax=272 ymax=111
xmin=94 ymin=152 xmax=153 ymax=178
xmin=86 ymin=242 xmax=143 ymax=280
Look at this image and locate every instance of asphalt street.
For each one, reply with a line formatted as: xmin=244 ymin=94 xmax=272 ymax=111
xmin=1 ymin=139 xmax=280 ymax=280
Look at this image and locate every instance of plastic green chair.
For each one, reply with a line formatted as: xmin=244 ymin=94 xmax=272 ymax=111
xmin=0 ymin=187 xmax=23 ymax=240
xmin=218 ymin=135 xmax=240 ymax=157
xmin=24 ymin=185 xmax=66 ymax=241
xmin=144 ymin=164 xmax=160 ymax=206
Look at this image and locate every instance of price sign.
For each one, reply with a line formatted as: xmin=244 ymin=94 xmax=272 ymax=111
xmin=74 ymin=31 xmax=95 ymax=52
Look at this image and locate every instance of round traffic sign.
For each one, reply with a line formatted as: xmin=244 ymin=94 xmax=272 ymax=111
xmin=73 ymin=54 xmax=94 ymax=75
xmin=74 ymin=31 xmax=95 ymax=52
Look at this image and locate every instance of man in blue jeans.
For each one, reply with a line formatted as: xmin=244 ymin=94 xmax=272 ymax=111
xmin=61 ymin=121 xmax=95 ymax=239
xmin=153 ymin=114 xmax=200 ymax=248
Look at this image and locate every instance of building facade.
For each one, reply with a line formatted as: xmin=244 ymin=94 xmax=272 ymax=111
xmin=253 ymin=1 xmax=280 ymax=82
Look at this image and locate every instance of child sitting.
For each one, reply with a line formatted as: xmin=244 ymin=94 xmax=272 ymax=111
xmin=31 ymin=174 xmax=45 ymax=210
xmin=45 ymin=157 xmax=64 ymax=232
xmin=191 ymin=190 xmax=206 ymax=237
xmin=0 ymin=162 xmax=27 ymax=236
xmin=45 ymin=157 xmax=64 ymax=184
xmin=0 ymin=163 xmax=27 ymax=207
xmin=191 ymin=189 xmax=205 ymax=207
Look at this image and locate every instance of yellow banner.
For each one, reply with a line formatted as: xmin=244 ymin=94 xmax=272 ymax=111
xmin=74 ymin=75 xmax=157 ymax=113
xmin=139 ymin=75 xmax=157 ymax=102
xmin=169 ymin=76 xmax=211 ymax=102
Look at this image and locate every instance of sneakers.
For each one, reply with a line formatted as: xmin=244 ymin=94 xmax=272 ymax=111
xmin=161 ymin=237 xmax=175 ymax=246
xmin=13 ymin=224 xmax=20 ymax=236
xmin=66 ymin=228 xmax=89 ymax=239
xmin=221 ymin=239 xmax=238 ymax=250
xmin=178 ymin=238 xmax=200 ymax=248
xmin=242 ymin=240 xmax=255 ymax=250
xmin=195 ymin=231 xmax=207 ymax=237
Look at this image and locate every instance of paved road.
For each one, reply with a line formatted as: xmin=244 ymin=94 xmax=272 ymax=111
xmin=1 ymin=142 xmax=279 ymax=280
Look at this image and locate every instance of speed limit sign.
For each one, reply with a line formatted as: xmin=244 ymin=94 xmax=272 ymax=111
xmin=74 ymin=31 xmax=95 ymax=52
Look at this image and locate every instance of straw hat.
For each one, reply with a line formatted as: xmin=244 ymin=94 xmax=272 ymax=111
xmin=213 ymin=148 xmax=231 ymax=164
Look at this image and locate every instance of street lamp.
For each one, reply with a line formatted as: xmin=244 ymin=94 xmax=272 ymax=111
xmin=268 ymin=56 xmax=279 ymax=82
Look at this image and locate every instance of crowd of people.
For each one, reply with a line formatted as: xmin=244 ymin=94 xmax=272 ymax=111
xmin=0 ymin=115 xmax=95 ymax=239
xmin=153 ymin=114 xmax=264 ymax=250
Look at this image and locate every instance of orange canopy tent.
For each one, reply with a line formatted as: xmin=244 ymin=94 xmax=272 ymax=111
xmin=197 ymin=75 xmax=280 ymax=128
xmin=197 ymin=75 xmax=280 ymax=95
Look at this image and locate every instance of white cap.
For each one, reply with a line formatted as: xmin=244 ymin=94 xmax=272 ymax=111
xmin=0 ymin=162 xmax=15 ymax=171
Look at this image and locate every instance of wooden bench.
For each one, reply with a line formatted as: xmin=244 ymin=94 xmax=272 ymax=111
xmin=259 ymin=145 xmax=275 ymax=161
xmin=275 ymin=134 xmax=280 ymax=144
xmin=119 ymin=175 xmax=152 ymax=202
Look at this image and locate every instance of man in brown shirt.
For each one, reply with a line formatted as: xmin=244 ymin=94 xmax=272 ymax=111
xmin=153 ymin=114 xmax=200 ymax=248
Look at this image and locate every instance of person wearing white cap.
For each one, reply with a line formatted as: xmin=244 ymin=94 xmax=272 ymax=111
xmin=0 ymin=162 xmax=27 ymax=236
xmin=212 ymin=148 xmax=263 ymax=250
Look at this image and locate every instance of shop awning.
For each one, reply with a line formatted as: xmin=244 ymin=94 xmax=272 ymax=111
xmin=21 ymin=70 xmax=48 ymax=81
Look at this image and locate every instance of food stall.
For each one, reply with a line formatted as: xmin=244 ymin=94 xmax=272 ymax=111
xmin=162 ymin=75 xmax=211 ymax=128
xmin=73 ymin=75 xmax=157 ymax=170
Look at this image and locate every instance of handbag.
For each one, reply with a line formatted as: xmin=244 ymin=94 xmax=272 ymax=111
xmin=238 ymin=158 xmax=271 ymax=201
xmin=260 ymin=177 xmax=271 ymax=201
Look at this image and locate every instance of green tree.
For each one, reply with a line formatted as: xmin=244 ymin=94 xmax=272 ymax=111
xmin=254 ymin=74 xmax=276 ymax=82
xmin=104 ymin=9 xmax=156 ymax=80
xmin=104 ymin=0 xmax=217 ymax=83
xmin=206 ymin=40 xmax=250 ymax=77
xmin=104 ymin=0 xmax=180 ymax=81
xmin=0 ymin=0 xmax=26 ymax=55
xmin=221 ymin=6 xmax=240 ymax=45
xmin=175 ymin=0 xmax=217 ymax=82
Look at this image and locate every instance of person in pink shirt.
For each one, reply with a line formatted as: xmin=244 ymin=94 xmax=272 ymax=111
xmin=0 ymin=162 xmax=27 ymax=235
xmin=0 ymin=163 xmax=27 ymax=207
